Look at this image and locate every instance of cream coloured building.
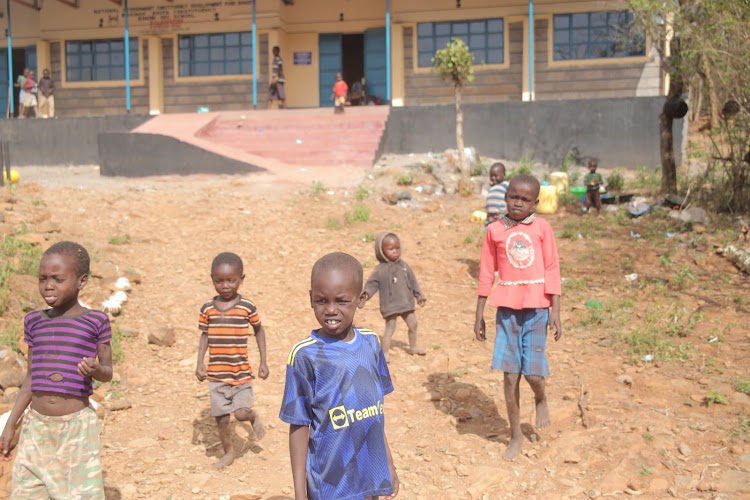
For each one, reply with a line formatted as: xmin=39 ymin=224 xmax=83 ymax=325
xmin=1 ymin=0 xmax=663 ymax=117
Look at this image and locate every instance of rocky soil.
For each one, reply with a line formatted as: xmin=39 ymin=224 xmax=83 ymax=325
xmin=0 ymin=159 xmax=748 ymax=500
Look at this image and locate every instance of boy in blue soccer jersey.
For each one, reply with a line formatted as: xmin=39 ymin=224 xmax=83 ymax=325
xmin=280 ymin=252 xmax=399 ymax=500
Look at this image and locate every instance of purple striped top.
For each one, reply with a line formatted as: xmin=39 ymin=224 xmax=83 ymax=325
xmin=24 ymin=309 xmax=112 ymax=397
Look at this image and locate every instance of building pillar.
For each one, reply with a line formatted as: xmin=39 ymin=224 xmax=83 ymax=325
xmin=147 ymin=36 xmax=163 ymax=115
xmin=390 ymin=24 xmax=404 ymax=106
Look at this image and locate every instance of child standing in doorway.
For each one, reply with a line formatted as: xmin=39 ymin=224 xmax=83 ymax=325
xmin=363 ymin=232 xmax=427 ymax=361
xmin=280 ymin=252 xmax=398 ymax=500
xmin=473 ymin=175 xmax=562 ymax=462
xmin=331 ymin=72 xmax=348 ymax=113
xmin=0 ymin=241 xmax=112 ymax=498
xmin=196 ymin=252 xmax=269 ymax=470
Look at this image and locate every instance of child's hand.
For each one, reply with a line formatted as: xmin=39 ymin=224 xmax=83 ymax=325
xmin=549 ymin=309 xmax=562 ymax=341
xmin=196 ymin=363 xmax=207 ymax=382
xmin=257 ymin=362 xmax=270 ymax=380
xmin=418 ymin=299 xmax=426 ymax=307
xmin=474 ymin=317 xmax=486 ymax=341
xmin=384 ymin=472 xmax=400 ymax=499
xmin=0 ymin=426 xmax=15 ymax=461
xmin=78 ymin=357 xmax=100 ymax=378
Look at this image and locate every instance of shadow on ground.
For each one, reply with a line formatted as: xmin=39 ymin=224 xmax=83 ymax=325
xmin=424 ymin=372 xmax=509 ymax=442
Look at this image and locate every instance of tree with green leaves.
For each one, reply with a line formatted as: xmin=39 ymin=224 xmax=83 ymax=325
xmin=433 ymin=38 xmax=475 ymax=184
xmin=629 ymin=0 xmax=750 ymax=210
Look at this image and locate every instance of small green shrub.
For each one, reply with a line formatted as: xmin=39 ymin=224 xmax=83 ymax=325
xmin=361 ymin=232 xmax=376 ymax=243
xmin=309 ymin=181 xmax=327 ymax=197
xmin=325 ymin=217 xmax=342 ymax=230
xmin=733 ymin=378 xmax=750 ymax=396
xmin=356 ymin=186 xmax=369 ymax=201
xmin=607 ymin=168 xmax=625 ymax=192
xmin=108 ymin=234 xmax=130 ymax=245
xmin=396 ymin=174 xmax=413 ymax=186
xmin=507 ymin=153 xmax=533 ymax=180
xmin=0 ymin=323 xmax=22 ymax=352
xmin=111 ymin=322 xmax=125 ymax=363
xmin=345 ymin=205 xmax=370 ymax=224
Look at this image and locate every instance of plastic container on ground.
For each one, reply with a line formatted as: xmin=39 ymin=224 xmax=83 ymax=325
xmin=549 ymin=172 xmax=569 ymax=194
xmin=570 ymin=186 xmax=587 ymax=197
xmin=536 ymin=185 xmax=558 ymax=214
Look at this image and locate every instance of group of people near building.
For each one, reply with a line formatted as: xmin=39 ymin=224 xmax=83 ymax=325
xmin=14 ymin=67 xmax=55 ymax=119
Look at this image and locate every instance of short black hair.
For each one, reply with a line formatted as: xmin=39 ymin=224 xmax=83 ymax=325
xmin=311 ymin=252 xmax=364 ymax=293
xmin=273 ymin=46 xmax=280 ymax=52
xmin=489 ymin=162 xmax=506 ymax=173
xmin=211 ymin=252 xmax=244 ymax=275
xmin=43 ymin=241 xmax=90 ymax=277
xmin=508 ymin=174 xmax=541 ymax=198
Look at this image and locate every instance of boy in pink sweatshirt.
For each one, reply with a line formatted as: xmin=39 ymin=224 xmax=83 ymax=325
xmin=473 ymin=174 xmax=562 ymax=462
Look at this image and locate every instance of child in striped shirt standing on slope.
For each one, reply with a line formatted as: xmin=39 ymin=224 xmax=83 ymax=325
xmin=196 ymin=252 xmax=269 ymax=470
xmin=0 ymin=241 xmax=113 ymax=499
xmin=485 ymin=162 xmax=509 ymax=227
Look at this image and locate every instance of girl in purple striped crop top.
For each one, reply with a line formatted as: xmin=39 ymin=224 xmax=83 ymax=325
xmin=0 ymin=241 xmax=113 ymax=498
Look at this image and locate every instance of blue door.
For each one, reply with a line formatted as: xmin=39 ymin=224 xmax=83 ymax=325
xmin=318 ymin=33 xmax=342 ymax=107
xmin=364 ymin=29 xmax=387 ymax=104
xmin=25 ymin=46 xmax=37 ymax=75
xmin=0 ymin=49 xmax=8 ymax=119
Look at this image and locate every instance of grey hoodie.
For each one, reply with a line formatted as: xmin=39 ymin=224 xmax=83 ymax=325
xmin=363 ymin=232 xmax=426 ymax=318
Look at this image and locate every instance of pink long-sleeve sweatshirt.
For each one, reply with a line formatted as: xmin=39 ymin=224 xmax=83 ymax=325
xmin=477 ymin=216 xmax=561 ymax=310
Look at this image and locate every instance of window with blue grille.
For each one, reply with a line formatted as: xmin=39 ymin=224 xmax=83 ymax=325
xmin=178 ymin=32 xmax=253 ymax=77
xmin=552 ymin=11 xmax=645 ymax=61
xmin=65 ymin=38 xmax=139 ymax=82
xmin=417 ymin=19 xmax=504 ymax=67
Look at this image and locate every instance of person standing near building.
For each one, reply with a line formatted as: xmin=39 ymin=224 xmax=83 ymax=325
xmin=38 ymin=69 xmax=55 ymax=119
xmin=15 ymin=68 xmax=29 ymax=118
xmin=267 ymin=46 xmax=287 ymax=109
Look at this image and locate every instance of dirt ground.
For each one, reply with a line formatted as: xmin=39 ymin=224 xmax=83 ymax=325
xmin=1 ymin=159 xmax=749 ymax=500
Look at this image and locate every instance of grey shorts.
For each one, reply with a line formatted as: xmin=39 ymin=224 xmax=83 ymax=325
xmin=209 ymin=381 xmax=255 ymax=417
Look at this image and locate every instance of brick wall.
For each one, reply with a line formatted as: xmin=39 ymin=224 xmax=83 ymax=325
xmin=162 ymin=34 xmax=268 ymax=113
xmin=403 ymin=23 xmax=523 ymax=106
xmin=50 ymin=41 xmax=150 ymax=117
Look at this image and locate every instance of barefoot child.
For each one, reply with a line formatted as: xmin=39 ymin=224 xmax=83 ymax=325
xmin=280 ymin=252 xmax=399 ymax=500
xmin=486 ymin=162 xmax=509 ymax=226
xmin=363 ymin=232 xmax=427 ymax=361
xmin=0 ymin=241 xmax=112 ymax=498
xmin=196 ymin=252 xmax=269 ymax=470
xmin=584 ymin=159 xmax=603 ymax=215
xmin=473 ymin=175 xmax=562 ymax=461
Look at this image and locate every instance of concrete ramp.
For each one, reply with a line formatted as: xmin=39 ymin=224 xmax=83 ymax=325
xmin=98 ymin=106 xmax=390 ymax=177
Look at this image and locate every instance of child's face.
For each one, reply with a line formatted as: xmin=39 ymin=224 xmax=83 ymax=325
xmin=382 ymin=236 xmax=401 ymax=262
xmin=588 ymin=162 xmax=597 ymax=173
xmin=211 ymin=263 xmax=244 ymax=301
xmin=505 ymin=182 xmax=539 ymax=221
xmin=310 ymin=268 xmax=365 ymax=340
xmin=489 ymin=166 xmax=505 ymax=185
xmin=38 ymin=253 xmax=87 ymax=312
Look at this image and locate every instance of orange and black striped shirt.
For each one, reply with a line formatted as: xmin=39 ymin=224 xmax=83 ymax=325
xmin=199 ymin=296 xmax=261 ymax=385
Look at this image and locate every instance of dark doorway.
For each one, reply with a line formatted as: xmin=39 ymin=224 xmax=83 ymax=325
xmin=341 ymin=34 xmax=364 ymax=91
xmin=11 ymin=49 xmax=27 ymax=118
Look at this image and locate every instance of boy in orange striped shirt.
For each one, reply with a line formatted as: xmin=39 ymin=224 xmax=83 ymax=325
xmin=196 ymin=252 xmax=269 ymax=470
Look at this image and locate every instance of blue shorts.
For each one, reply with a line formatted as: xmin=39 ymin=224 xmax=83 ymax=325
xmin=492 ymin=308 xmax=549 ymax=376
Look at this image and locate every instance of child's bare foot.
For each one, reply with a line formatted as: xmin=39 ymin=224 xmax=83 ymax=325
xmin=408 ymin=347 xmax=427 ymax=356
xmin=536 ymin=397 xmax=551 ymax=429
xmin=252 ymin=414 xmax=266 ymax=440
xmin=503 ymin=437 xmax=523 ymax=461
xmin=214 ymin=451 xmax=234 ymax=470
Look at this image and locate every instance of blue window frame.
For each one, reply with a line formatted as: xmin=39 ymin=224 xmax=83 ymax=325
xmin=65 ymin=38 xmax=139 ymax=82
xmin=553 ymin=11 xmax=645 ymax=61
xmin=417 ymin=18 xmax=504 ymax=67
xmin=178 ymin=32 xmax=253 ymax=77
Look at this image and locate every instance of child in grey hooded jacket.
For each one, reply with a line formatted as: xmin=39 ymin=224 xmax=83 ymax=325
xmin=363 ymin=232 xmax=426 ymax=361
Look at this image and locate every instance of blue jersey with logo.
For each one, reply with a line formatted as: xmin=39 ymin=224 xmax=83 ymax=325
xmin=279 ymin=327 xmax=394 ymax=500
